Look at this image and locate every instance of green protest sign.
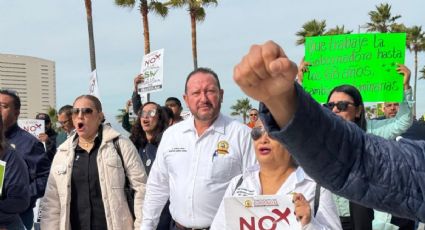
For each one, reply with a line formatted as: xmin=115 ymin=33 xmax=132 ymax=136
xmin=0 ymin=160 xmax=5 ymax=196
xmin=304 ymin=33 xmax=406 ymax=103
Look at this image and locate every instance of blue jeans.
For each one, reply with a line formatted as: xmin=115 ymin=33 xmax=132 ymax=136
xmin=19 ymin=208 xmax=34 ymax=230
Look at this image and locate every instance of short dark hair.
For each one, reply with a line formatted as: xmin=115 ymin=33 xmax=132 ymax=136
xmin=165 ymin=97 xmax=182 ymax=108
xmin=0 ymin=89 xmax=21 ymax=110
xmin=184 ymin=67 xmax=221 ymax=93
xmin=58 ymin=105 xmax=73 ymax=117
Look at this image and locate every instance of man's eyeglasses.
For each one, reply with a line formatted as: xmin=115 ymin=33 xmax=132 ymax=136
xmin=249 ymin=113 xmax=258 ymax=117
xmin=71 ymin=108 xmax=94 ymax=116
xmin=140 ymin=110 xmax=157 ymax=118
xmin=323 ymin=101 xmax=355 ymax=112
xmin=56 ymin=119 xmax=70 ymax=127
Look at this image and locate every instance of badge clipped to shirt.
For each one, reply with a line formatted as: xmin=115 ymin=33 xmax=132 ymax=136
xmin=212 ymin=140 xmax=229 ymax=162
xmin=216 ymin=140 xmax=229 ymax=156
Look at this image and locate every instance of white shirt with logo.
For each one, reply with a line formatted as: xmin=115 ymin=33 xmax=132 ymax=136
xmin=141 ymin=113 xmax=256 ymax=229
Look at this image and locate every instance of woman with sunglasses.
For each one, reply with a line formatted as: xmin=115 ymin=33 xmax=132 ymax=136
xmin=325 ymin=84 xmax=413 ymax=230
xmin=41 ymin=95 xmax=147 ymax=230
xmin=130 ymin=102 xmax=172 ymax=229
xmin=211 ymin=119 xmax=341 ymax=229
xmin=0 ymin=114 xmax=30 ymax=230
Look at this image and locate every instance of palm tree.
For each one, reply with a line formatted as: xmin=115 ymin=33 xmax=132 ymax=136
xmin=230 ymin=98 xmax=252 ymax=124
xmin=296 ymin=19 xmax=326 ymax=45
xmin=115 ymin=0 xmax=168 ymax=102
xmin=115 ymin=0 xmax=168 ymax=54
xmin=420 ymin=65 xmax=425 ymax=80
xmin=46 ymin=106 xmax=58 ymax=131
xmin=325 ymin=25 xmax=352 ymax=35
xmin=366 ymin=3 xmax=402 ymax=33
xmin=115 ymin=108 xmax=127 ymax=124
xmin=166 ymin=0 xmax=218 ymax=69
xmin=84 ymin=0 xmax=97 ymax=71
xmin=406 ymin=26 xmax=425 ymax=116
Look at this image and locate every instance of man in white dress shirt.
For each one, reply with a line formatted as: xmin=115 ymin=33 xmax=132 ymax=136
xmin=142 ymin=68 xmax=256 ymax=230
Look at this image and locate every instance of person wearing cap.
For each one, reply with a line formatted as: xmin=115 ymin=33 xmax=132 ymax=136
xmin=0 ymin=89 xmax=50 ymax=230
xmin=36 ymin=113 xmax=58 ymax=162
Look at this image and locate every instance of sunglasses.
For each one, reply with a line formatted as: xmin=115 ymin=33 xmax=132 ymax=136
xmin=323 ymin=101 xmax=355 ymax=112
xmin=71 ymin=108 xmax=94 ymax=116
xmin=249 ymin=113 xmax=258 ymax=117
xmin=140 ymin=110 xmax=157 ymax=118
xmin=251 ymin=127 xmax=270 ymax=141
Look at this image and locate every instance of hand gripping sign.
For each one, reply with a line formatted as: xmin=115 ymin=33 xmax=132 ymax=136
xmin=224 ymin=195 xmax=301 ymax=230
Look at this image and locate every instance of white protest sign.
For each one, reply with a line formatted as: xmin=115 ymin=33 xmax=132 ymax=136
xmin=89 ymin=69 xmax=101 ymax=99
xmin=138 ymin=49 xmax=164 ymax=94
xmin=18 ymin=119 xmax=45 ymax=138
xmin=224 ymin=195 xmax=301 ymax=230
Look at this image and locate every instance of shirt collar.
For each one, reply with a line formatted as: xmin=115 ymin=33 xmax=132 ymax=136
xmin=182 ymin=113 xmax=226 ymax=135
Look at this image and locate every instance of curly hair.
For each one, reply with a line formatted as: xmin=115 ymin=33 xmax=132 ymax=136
xmin=130 ymin=102 xmax=169 ymax=149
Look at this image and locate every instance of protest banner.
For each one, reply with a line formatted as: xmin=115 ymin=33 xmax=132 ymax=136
xmin=89 ymin=69 xmax=101 ymax=99
xmin=0 ymin=160 xmax=5 ymax=196
xmin=224 ymin=195 xmax=301 ymax=230
xmin=304 ymin=33 xmax=406 ymax=103
xmin=18 ymin=119 xmax=45 ymax=138
xmin=139 ymin=49 xmax=164 ymax=94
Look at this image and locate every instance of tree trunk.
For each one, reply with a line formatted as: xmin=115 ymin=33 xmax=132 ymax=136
xmin=141 ymin=0 xmax=150 ymax=54
xmin=413 ymin=50 xmax=418 ymax=117
xmin=84 ymin=0 xmax=96 ymax=71
xmin=190 ymin=11 xmax=198 ymax=69
xmin=140 ymin=0 xmax=151 ymax=101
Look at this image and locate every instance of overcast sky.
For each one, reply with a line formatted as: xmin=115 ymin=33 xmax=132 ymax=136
xmin=1 ymin=0 xmax=424 ymax=133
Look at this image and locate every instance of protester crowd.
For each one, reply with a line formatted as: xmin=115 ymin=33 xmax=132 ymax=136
xmin=0 ymin=41 xmax=425 ymax=230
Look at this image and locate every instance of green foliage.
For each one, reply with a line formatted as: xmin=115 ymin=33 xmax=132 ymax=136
xmin=420 ymin=65 xmax=425 ymax=80
xmin=46 ymin=106 xmax=59 ymax=131
xmin=115 ymin=108 xmax=127 ymax=124
xmin=366 ymin=3 xmax=402 ymax=33
xmin=296 ymin=19 xmax=326 ymax=45
xmin=406 ymin=26 xmax=425 ymax=53
xmin=230 ymin=98 xmax=252 ymax=124
xmin=325 ymin=25 xmax=352 ymax=35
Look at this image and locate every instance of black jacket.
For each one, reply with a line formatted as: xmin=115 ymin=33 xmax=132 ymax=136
xmin=0 ymin=145 xmax=30 ymax=225
xmin=5 ymin=123 xmax=50 ymax=207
